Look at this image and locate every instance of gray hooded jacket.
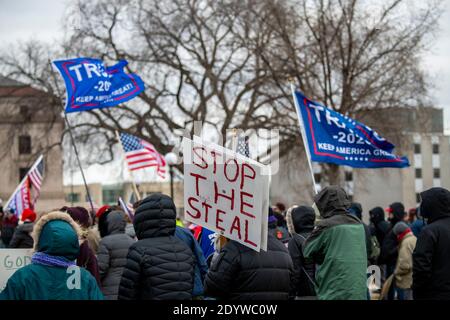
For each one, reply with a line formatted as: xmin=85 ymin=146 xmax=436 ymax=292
xmin=97 ymin=211 xmax=135 ymax=299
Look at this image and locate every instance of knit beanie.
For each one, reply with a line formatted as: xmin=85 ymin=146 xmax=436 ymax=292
xmin=61 ymin=206 xmax=91 ymax=229
xmin=21 ymin=208 xmax=37 ymax=222
xmin=393 ymin=221 xmax=410 ymax=236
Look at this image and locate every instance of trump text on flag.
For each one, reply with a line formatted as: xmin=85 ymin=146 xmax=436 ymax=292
xmin=293 ymin=91 xmax=410 ymax=169
xmin=53 ymin=58 xmax=144 ymax=113
xmin=183 ymin=138 xmax=269 ymax=252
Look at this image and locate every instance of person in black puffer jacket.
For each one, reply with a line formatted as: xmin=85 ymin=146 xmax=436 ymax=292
xmin=413 ymin=187 xmax=450 ymax=300
xmin=98 ymin=210 xmax=135 ymax=300
xmin=286 ymin=205 xmax=316 ymax=299
xmin=204 ymin=223 xmax=294 ymax=300
xmin=118 ymin=193 xmax=195 ymax=300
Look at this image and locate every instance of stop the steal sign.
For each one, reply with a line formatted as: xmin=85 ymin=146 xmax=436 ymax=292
xmin=183 ymin=138 xmax=270 ymax=252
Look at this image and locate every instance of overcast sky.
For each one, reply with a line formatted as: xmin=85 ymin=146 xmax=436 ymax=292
xmin=0 ymin=0 xmax=449 ymax=132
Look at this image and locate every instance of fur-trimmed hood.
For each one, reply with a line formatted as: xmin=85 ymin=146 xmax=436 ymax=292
xmin=287 ymin=205 xmax=315 ymax=234
xmin=286 ymin=205 xmax=298 ymax=235
xmin=32 ymin=211 xmax=82 ymax=260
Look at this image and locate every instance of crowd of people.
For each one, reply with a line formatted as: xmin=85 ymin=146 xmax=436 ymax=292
xmin=0 ymin=186 xmax=448 ymax=300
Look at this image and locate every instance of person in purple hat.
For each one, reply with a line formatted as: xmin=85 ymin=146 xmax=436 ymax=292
xmin=61 ymin=206 xmax=101 ymax=286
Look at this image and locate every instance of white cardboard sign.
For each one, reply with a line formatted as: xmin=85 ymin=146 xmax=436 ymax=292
xmin=183 ymin=138 xmax=270 ymax=252
xmin=0 ymin=249 xmax=33 ymax=292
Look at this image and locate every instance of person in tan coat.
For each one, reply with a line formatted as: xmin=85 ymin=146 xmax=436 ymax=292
xmin=393 ymin=222 xmax=417 ymax=300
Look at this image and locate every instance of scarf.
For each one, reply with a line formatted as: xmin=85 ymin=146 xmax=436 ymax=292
xmin=31 ymin=252 xmax=76 ymax=268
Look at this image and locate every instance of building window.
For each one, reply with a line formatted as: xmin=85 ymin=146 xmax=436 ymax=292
xmin=66 ymin=193 xmax=80 ymax=203
xmin=345 ymin=171 xmax=353 ymax=182
xmin=102 ymin=189 xmax=123 ymax=205
xmin=19 ymin=135 xmax=31 ymax=154
xmin=416 ymin=193 xmax=421 ymax=203
xmin=19 ymin=167 xmax=30 ymax=181
xmin=415 ymin=168 xmax=422 ymax=179
xmin=433 ymin=144 xmax=439 ymax=154
xmin=414 ymin=143 xmax=421 ymax=154
xmin=314 ymin=173 xmax=321 ymax=183
xmin=434 ymin=168 xmax=440 ymax=179
xmin=20 ymin=105 xmax=30 ymax=117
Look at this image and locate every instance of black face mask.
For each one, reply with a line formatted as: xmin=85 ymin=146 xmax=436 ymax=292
xmin=418 ymin=202 xmax=429 ymax=224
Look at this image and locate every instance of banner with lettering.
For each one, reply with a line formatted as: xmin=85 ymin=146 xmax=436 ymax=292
xmin=53 ymin=58 xmax=144 ymax=113
xmin=0 ymin=249 xmax=32 ymax=292
xmin=293 ymin=90 xmax=410 ymax=168
xmin=183 ymin=138 xmax=270 ymax=252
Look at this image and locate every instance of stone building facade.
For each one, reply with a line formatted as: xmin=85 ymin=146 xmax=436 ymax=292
xmin=0 ymin=76 xmax=65 ymax=212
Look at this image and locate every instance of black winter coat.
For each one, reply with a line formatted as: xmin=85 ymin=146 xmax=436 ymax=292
xmin=204 ymin=234 xmax=294 ymax=300
xmin=118 ymin=194 xmax=194 ymax=300
xmin=287 ymin=206 xmax=316 ymax=297
xmin=98 ymin=211 xmax=135 ymax=300
xmin=9 ymin=222 xmax=34 ymax=249
xmin=369 ymin=207 xmax=390 ymax=248
xmin=413 ymin=187 xmax=450 ymax=300
xmin=378 ymin=204 xmax=405 ymax=267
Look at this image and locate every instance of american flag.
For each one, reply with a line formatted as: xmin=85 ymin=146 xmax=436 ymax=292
xmin=236 ymin=135 xmax=250 ymax=158
xmin=7 ymin=178 xmax=32 ymax=218
xmin=5 ymin=155 xmax=44 ymax=218
xmin=28 ymin=156 xmax=44 ymax=202
xmin=119 ymin=133 xmax=167 ymax=178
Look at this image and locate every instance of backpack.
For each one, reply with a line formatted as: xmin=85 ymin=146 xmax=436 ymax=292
xmin=369 ymin=235 xmax=381 ymax=262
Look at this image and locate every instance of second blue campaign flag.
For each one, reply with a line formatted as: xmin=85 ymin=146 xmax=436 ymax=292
xmin=53 ymin=58 xmax=144 ymax=113
xmin=293 ymin=90 xmax=409 ymax=168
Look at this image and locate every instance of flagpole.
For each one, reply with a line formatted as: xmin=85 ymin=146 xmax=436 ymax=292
xmin=115 ymin=130 xmax=141 ymax=201
xmin=4 ymin=154 xmax=43 ymax=211
xmin=63 ymin=113 xmax=96 ymax=214
xmin=290 ymin=81 xmax=318 ymax=195
xmin=48 ymin=60 xmax=95 ymax=214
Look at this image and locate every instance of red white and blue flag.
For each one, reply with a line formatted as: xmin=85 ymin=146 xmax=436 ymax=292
xmin=118 ymin=132 xmax=167 ymax=178
xmin=28 ymin=156 xmax=45 ymax=203
xmin=5 ymin=155 xmax=44 ymax=217
xmin=53 ymin=58 xmax=145 ymax=113
xmin=292 ymin=90 xmax=410 ymax=168
xmin=7 ymin=178 xmax=32 ymax=217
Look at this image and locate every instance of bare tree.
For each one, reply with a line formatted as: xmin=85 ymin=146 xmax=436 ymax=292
xmin=0 ymin=0 xmax=442 ymax=185
xmin=263 ymin=0 xmax=441 ymax=184
xmin=56 ymin=0 xmax=299 ymax=161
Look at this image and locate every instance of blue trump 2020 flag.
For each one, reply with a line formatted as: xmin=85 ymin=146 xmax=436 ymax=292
xmin=293 ymin=90 xmax=409 ymax=168
xmin=53 ymin=58 xmax=144 ymax=113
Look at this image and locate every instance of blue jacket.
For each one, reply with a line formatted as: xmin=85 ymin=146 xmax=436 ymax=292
xmin=175 ymin=226 xmax=208 ymax=297
xmin=411 ymin=219 xmax=426 ymax=237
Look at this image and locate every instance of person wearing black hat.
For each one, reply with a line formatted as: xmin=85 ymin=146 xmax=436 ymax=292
xmin=286 ymin=205 xmax=316 ymax=299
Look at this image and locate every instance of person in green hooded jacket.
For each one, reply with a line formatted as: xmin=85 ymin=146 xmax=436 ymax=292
xmin=303 ymin=186 xmax=367 ymax=300
xmin=0 ymin=211 xmax=103 ymax=300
